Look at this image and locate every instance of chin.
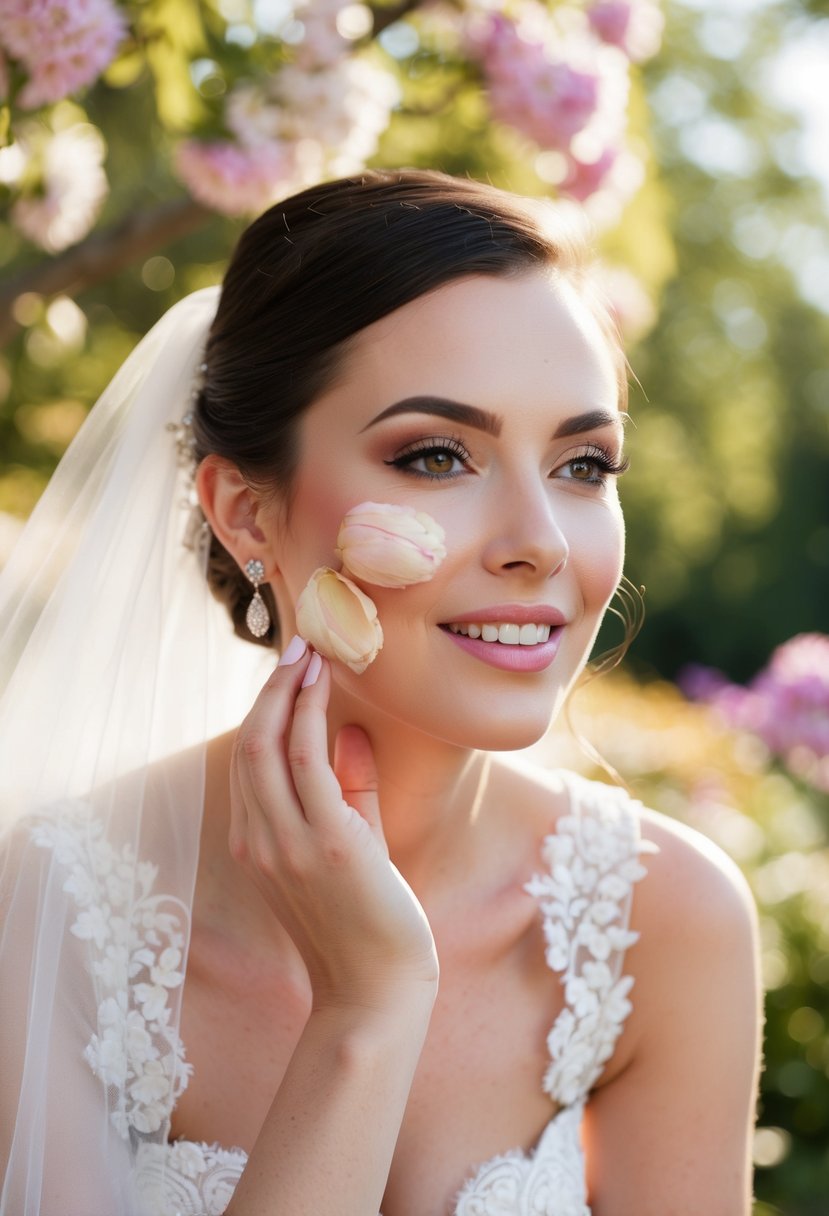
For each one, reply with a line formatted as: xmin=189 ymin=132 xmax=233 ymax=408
xmin=417 ymin=688 xmax=568 ymax=754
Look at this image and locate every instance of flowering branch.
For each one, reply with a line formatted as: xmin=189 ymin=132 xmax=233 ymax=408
xmin=0 ymin=0 xmax=665 ymax=343
xmin=0 ymin=198 xmax=210 ymax=347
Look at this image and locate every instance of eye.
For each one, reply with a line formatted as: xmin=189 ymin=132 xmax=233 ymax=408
xmin=386 ymin=437 xmax=470 ymax=480
xmin=555 ymin=445 xmax=629 ymax=485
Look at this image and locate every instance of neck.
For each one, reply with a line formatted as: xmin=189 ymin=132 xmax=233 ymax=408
xmin=324 ymin=684 xmax=491 ymax=893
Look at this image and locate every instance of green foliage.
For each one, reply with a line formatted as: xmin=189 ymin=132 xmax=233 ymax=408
xmin=621 ymin=0 xmax=829 ymax=683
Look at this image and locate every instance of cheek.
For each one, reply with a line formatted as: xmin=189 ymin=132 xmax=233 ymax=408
xmin=570 ymin=501 xmax=625 ymax=608
xmin=277 ymin=483 xmax=354 ymax=588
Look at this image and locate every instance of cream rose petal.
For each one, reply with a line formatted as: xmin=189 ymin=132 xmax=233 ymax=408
xmin=335 ymin=501 xmax=446 ymax=588
xmin=295 ymin=567 xmax=383 ymax=674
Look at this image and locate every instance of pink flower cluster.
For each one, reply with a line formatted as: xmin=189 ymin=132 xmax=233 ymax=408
xmin=173 ymin=140 xmax=297 ymax=219
xmin=587 ymin=0 xmax=664 ymax=63
xmin=681 ymin=634 xmax=829 ymax=793
xmin=0 ymin=0 xmax=126 ymax=109
xmin=175 ymin=1 xmax=397 ymax=217
xmin=470 ymin=13 xmax=600 ymax=153
xmin=465 ymin=1 xmax=662 ymax=204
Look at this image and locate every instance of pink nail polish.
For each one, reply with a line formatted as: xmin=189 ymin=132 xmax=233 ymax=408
xmin=278 ymin=635 xmax=307 ymax=666
xmin=301 ymin=652 xmax=323 ymax=688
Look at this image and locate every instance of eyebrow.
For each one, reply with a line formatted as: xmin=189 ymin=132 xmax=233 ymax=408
xmin=362 ymin=396 xmax=627 ymax=440
xmin=362 ymin=396 xmax=502 ymax=436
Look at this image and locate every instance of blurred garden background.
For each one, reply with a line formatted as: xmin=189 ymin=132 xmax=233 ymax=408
xmin=0 ymin=0 xmax=827 ymax=1209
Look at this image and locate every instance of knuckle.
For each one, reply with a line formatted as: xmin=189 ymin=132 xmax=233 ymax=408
xmin=287 ymin=741 xmax=315 ymax=771
xmin=239 ymin=728 xmax=268 ymax=764
xmin=250 ymin=834 xmax=278 ymax=881
xmin=321 ymin=839 xmax=349 ymax=868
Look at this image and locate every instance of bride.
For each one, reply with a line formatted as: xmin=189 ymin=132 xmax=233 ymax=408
xmin=0 ymin=169 xmax=760 ymax=1215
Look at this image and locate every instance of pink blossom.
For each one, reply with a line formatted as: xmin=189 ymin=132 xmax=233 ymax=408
xmin=173 ymin=139 xmax=297 ymax=218
xmin=587 ymin=1 xmax=664 ymax=63
xmin=294 ymin=0 xmax=349 ymax=71
xmin=224 ymin=57 xmax=398 ymax=185
xmin=561 ymin=146 xmax=618 ymax=201
xmin=471 ymin=13 xmax=600 ymax=150
xmin=0 ymin=0 xmax=126 ymax=108
xmin=11 ymin=122 xmax=108 ymax=251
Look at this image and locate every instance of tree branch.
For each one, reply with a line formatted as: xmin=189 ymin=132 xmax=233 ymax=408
xmin=369 ymin=0 xmax=426 ymax=38
xmin=0 ymin=197 xmax=212 ymax=347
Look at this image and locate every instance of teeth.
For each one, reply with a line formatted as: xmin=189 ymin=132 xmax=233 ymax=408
xmin=447 ymin=622 xmax=554 ymax=645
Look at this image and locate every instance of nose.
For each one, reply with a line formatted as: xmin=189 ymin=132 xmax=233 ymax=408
xmin=481 ymin=477 xmax=569 ymax=580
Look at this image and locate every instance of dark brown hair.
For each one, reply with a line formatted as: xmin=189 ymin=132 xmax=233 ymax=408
xmin=193 ymin=169 xmax=626 ymax=646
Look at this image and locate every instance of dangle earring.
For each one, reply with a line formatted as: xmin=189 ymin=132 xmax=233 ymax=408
xmin=244 ymin=558 xmax=271 ymax=638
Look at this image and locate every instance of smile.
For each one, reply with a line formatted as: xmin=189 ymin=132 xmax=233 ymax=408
xmin=439 ymin=623 xmax=564 ymax=673
xmin=445 ymin=622 xmax=551 ymax=645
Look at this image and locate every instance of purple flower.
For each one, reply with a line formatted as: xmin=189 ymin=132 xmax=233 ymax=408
xmin=681 ymin=634 xmax=829 ymax=791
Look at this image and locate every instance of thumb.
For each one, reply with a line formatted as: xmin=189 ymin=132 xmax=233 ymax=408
xmin=334 ymin=724 xmax=383 ymax=838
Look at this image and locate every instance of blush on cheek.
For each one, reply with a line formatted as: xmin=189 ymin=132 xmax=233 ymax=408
xmin=284 ymin=481 xmax=353 ymax=574
xmin=581 ymin=522 xmax=625 ymax=611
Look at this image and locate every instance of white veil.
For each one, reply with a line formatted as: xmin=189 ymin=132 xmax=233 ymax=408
xmin=0 ymin=288 xmax=269 ymax=1214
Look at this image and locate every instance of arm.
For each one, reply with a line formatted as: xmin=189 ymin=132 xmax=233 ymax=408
xmin=225 ymin=991 xmax=434 ymax=1216
xmin=582 ymin=814 xmax=762 ymax=1216
xmin=224 ymin=644 xmax=439 ymax=1215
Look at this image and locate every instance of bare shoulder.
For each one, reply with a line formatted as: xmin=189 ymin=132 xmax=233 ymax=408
xmin=491 ymin=759 xmax=760 ymax=1035
xmin=633 ymin=801 xmax=758 ymax=956
xmin=488 ymin=755 xmax=758 ymax=952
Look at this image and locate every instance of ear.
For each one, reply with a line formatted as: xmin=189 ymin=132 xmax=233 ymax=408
xmin=196 ymin=455 xmax=275 ymax=574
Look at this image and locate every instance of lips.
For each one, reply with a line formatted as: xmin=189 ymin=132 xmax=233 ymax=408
xmin=445 ymin=621 xmax=552 ymax=645
xmin=441 ymin=603 xmax=567 ymax=629
xmin=437 ymin=605 xmax=567 ymax=673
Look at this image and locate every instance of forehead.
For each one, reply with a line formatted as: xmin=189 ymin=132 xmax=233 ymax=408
xmin=328 ymin=270 xmax=620 ymax=420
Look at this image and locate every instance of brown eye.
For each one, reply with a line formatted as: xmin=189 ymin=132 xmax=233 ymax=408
xmin=388 ymin=439 xmax=470 ymax=479
xmin=569 ymin=458 xmax=596 ymax=480
xmin=422 ymin=451 xmax=455 ymax=475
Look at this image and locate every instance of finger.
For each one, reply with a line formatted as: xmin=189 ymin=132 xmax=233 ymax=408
xmin=228 ymin=750 xmax=251 ymax=863
xmin=333 ymin=724 xmax=383 ymax=838
xmin=230 ymin=645 xmax=313 ymax=844
xmin=286 ymin=658 xmax=354 ymax=830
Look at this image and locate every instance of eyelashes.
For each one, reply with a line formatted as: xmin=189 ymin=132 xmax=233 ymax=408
xmin=566 ymin=444 xmax=631 ymax=484
xmin=385 ymin=435 xmax=470 ymax=480
xmin=386 ymin=435 xmax=630 ymax=485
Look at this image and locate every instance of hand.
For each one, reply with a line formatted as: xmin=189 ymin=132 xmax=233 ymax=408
xmin=229 ymin=642 xmax=439 ymax=1011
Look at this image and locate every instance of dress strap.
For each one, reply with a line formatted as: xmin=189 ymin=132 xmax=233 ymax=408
xmin=524 ymin=772 xmax=657 ymax=1108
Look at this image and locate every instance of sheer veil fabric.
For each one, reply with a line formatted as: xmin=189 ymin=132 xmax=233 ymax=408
xmin=0 ymin=288 xmax=269 ymax=1214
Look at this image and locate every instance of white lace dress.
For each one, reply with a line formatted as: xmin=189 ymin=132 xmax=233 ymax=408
xmin=30 ymin=771 xmax=654 ymax=1216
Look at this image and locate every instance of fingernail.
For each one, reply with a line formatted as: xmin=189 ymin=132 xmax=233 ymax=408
xmin=278 ymin=635 xmax=307 ymax=667
xmin=301 ymin=652 xmax=323 ymax=688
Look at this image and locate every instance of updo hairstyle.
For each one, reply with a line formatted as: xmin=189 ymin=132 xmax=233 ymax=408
xmin=192 ymin=169 xmax=626 ymax=647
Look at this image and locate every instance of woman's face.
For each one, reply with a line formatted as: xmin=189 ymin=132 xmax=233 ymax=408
xmin=269 ymin=270 xmax=626 ymax=751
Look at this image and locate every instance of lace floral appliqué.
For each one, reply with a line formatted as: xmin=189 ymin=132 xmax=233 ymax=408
xmin=132 ymin=1141 xmax=247 ymax=1215
xmin=524 ymin=779 xmax=657 ymax=1107
xmin=32 ymin=802 xmax=192 ymax=1140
